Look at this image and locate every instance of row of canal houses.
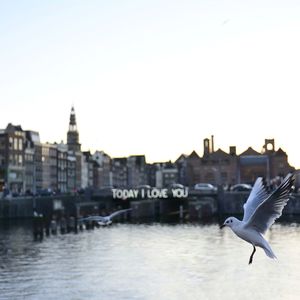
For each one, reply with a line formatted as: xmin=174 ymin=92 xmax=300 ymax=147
xmin=0 ymin=125 xmax=149 ymax=195
xmin=0 ymin=108 xmax=150 ymax=195
xmin=0 ymin=108 xmax=296 ymax=196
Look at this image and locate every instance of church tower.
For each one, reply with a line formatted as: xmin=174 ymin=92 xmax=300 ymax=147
xmin=67 ymin=106 xmax=81 ymax=152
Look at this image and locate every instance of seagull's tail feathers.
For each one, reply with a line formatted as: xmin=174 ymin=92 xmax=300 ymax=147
xmin=263 ymin=245 xmax=277 ymax=260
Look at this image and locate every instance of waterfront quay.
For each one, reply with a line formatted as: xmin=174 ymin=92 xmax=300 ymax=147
xmin=1 ymin=187 xmax=300 ymax=223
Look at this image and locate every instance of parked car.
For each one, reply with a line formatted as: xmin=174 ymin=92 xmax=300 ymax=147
xmin=194 ymin=183 xmax=217 ymax=192
xmin=230 ymin=184 xmax=252 ymax=192
xmin=137 ymin=185 xmax=152 ymax=190
xmin=169 ymin=183 xmax=185 ymax=189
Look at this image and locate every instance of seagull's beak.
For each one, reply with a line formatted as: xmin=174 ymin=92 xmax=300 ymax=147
xmin=220 ymin=224 xmax=225 ymax=229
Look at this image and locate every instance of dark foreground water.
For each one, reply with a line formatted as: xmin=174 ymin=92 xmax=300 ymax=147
xmin=1 ymin=221 xmax=300 ymax=300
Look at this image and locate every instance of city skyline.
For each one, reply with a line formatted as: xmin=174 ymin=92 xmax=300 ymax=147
xmin=0 ymin=114 xmax=297 ymax=170
xmin=1 ymin=1 xmax=300 ymax=167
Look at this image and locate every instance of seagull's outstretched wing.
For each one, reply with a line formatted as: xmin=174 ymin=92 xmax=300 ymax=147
xmin=245 ymin=173 xmax=294 ymax=234
xmin=79 ymin=209 xmax=132 ymax=222
xmin=108 ymin=208 xmax=132 ymax=219
xmin=79 ymin=216 xmax=106 ymax=222
xmin=243 ymin=177 xmax=269 ymax=222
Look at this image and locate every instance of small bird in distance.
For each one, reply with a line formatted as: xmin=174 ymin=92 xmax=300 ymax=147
xmin=80 ymin=208 xmax=133 ymax=226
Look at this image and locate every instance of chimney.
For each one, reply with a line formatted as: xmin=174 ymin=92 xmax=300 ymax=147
xmin=229 ymin=146 xmax=236 ymax=156
xmin=211 ymin=135 xmax=214 ymax=153
xmin=203 ymin=138 xmax=210 ymax=156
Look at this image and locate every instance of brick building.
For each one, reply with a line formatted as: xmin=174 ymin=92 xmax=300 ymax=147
xmin=176 ymin=137 xmax=294 ymax=187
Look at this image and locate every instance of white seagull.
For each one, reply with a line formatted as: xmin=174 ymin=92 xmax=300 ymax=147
xmin=221 ymin=173 xmax=294 ymax=264
xmin=80 ymin=208 xmax=132 ymax=226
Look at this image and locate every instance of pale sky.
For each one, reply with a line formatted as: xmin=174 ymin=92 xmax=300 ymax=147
xmin=1 ymin=1 xmax=300 ymax=168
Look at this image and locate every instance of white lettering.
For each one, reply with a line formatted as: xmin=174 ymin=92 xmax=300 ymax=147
xmin=172 ymin=188 xmax=188 ymax=198
xmin=146 ymin=188 xmax=168 ymax=198
xmin=112 ymin=189 xmax=141 ymax=199
xmin=112 ymin=189 xmax=118 ymax=198
xmin=162 ymin=189 xmax=168 ymax=198
xmin=112 ymin=188 xmax=188 ymax=199
xmin=133 ymin=189 xmax=139 ymax=198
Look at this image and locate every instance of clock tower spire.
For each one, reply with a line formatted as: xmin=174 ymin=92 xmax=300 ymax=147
xmin=67 ymin=106 xmax=81 ymax=152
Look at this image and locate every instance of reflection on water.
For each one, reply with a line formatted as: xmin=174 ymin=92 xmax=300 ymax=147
xmin=1 ymin=221 xmax=300 ymax=300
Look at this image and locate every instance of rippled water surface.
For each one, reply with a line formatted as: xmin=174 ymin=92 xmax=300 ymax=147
xmin=1 ymin=221 xmax=300 ymax=300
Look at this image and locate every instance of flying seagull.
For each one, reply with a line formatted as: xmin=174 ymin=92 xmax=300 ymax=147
xmin=221 ymin=173 xmax=294 ymax=264
xmin=80 ymin=208 xmax=133 ymax=226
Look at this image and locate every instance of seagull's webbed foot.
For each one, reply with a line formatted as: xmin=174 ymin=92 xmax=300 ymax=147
xmin=248 ymin=245 xmax=256 ymax=265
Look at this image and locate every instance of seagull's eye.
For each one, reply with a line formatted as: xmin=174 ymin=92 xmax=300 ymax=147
xmin=230 ymin=220 xmax=233 ymax=223
xmin=226 ymin=221 xmax=229 ymax=223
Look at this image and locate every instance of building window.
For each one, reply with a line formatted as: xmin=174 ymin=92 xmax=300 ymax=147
xmin=9 ymin=137 xmax=13 ymax=149
xmin=14 ymin=138 xmax=18 ymax=150
xmin=18 ymin=139 xmax=23 ymax=150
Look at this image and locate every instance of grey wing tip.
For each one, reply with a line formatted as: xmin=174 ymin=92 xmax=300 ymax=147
xmin=278 ymin=173 xmax=295 ymax=194
xmin=261 ymin=176 xmax=268 ymax=191
xmin=285 ymin=173 xmax=295 ymax=186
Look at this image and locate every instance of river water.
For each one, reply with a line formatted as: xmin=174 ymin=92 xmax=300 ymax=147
xmin=0 ymin=221 xmax=300 ymax=300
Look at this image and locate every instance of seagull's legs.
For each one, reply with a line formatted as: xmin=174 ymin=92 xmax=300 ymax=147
xmin=248 ymin=245 xmax=256 ymax=265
